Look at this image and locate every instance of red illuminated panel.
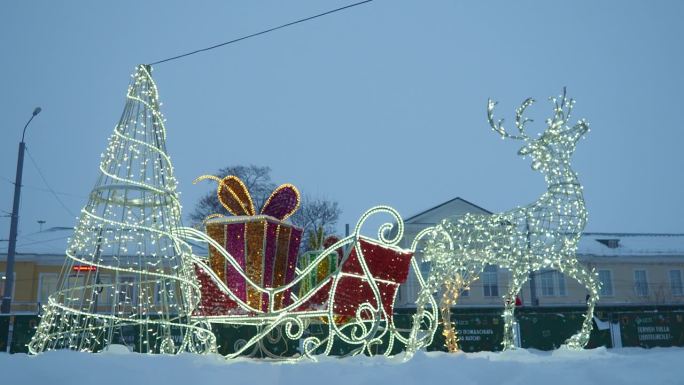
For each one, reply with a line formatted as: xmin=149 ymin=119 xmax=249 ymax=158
xmin=72 ymin=265 xmax=97 ymax=272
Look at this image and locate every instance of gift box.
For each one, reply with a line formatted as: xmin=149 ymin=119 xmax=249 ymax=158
xmin=206 ymin=216 xmax=302 ymax=312
xmin=194 ymin=174 xmax=302 ymax=314
xmin=294 ymin=238 xmax=413 ymax=320
xmin=297 ymin=250 xmax=338 ymax=299
xmin=297 ymin=236 xmax=341 ymax=299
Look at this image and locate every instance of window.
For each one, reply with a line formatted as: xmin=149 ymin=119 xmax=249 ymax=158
xmin=541 ymin=271 xmax=555 ymax=296
xmin=96 ymin=275 xmax=114 ymax=306
xmin=634 ymin=270 xmax=648 ymax=297
xmin=482 ymin=265 xmax=498 ymax=297
xmin=598 ymin=270 xmax=613 ymax=296
xmin=539 ymin=270 xmax=566 ymax=297
xmin=39 ymin=274 xmax=59 ymax=304
xmin=596 ymin=239 xmax=620 ymax=248
xmin=403 ymin=261 xmax=431 ymax=304
xmin=557 ymin=271 xmax=566 ymax=296
xmin=117 ymin=276 xmax=137 ymax=306
xmin=65 ymin=275 xmax=86 ymax=303
xmin=155 ymin=279 xmax=177 ymax=305
xmin=670 ymin=270 xmax=683 ymax=296
xmin=419 ymin=262 xmax=431 ymax=281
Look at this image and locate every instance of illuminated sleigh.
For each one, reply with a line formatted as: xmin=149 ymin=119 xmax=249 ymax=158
xmin=175 ymin=192 xmax=438 ymax=360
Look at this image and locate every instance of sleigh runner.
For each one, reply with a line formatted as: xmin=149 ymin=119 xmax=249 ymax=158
xmin=174 ymin=205 xmax=438 ymax=359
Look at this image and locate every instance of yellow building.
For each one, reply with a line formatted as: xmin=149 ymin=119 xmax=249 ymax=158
xmin=0 ymin=227 xmax=69 ymax=314
xmin=1 ymin=226 xmax=207 ymax=314
xmin=3 ymin=206 xmax=684 ymax=314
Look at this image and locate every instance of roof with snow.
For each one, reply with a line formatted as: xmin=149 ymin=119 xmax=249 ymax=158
xmin=577 ymin=233 xmax=684 ymax=257
xmin=401 ymin=196 xmax=684 ymax=259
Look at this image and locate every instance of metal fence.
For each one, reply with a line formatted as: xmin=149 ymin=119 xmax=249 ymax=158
xmin=2 ymin=306 xmax=683 ymax=354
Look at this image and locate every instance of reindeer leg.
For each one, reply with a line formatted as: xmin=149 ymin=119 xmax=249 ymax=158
xmin=502 ymin=270 xmax=528 ymax=350
xmin=562 ymin=261 xmax=600 ymax=349
xmin=440 ymin=275 xmax=462 ymax=353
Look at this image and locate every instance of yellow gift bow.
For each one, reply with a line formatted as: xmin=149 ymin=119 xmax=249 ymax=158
xmin=193 ymin=174 xmax=301 ymax=223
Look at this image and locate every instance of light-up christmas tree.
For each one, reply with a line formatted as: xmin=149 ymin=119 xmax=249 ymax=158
xmin=29 ymin=65 xmax=215 ymax=354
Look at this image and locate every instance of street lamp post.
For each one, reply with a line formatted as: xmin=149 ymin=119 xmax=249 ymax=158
xmin=1 ymin=107 xmax=42 ymax=314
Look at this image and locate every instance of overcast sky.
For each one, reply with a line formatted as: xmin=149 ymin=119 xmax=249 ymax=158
xmin=1 ymin=0 xmax=683 ymax=249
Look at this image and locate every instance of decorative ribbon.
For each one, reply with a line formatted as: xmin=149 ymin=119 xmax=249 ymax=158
xmin=194 ymin=174 xmax=300 ymax=221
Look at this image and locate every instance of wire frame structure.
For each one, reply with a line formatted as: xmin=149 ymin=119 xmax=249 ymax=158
xmin=29 ymin=65 xmax=216 ymax=354
xmin=408 ymin=89 xmax=600 ymax=355
xmin=177 ymin=205 xmax=439 ymax=360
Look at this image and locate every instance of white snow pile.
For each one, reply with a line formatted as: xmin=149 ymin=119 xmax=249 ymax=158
xmin=1 ymin=346 xmax=682 ymax=385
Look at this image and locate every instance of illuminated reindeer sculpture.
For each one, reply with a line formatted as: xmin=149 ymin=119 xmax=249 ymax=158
xmin=409 ymin=89 xmax=600 ymax=354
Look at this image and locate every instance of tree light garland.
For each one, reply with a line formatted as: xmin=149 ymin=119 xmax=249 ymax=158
xmin=408 ymin=88 xmax=600 ymax=354
xmin=29 ymin=65 xmax=216 ymax=354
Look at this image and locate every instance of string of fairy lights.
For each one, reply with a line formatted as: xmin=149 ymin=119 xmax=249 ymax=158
xmin=174 ymin=205 xmax=437 ymax=360
xmin=408 ymin=89 xmax=600 ymax=353
xmin=29 ymin=65 xmax=215 ymax=354
xmin=23 ymin=0 xmax=603 ymax=358
xmin=26 ymin=64 xmax=436 ymax=359
xmin=27 ymin=69 xmax=600 ymax=359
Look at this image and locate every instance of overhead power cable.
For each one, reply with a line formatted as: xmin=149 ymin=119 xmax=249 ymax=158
xmin=25 ymin=147 xmax=77 ymax=218
xmin=149 ymin=0 xmax=372 ymax=65
xmin=0 ymin=174 xmax=86 ymax=199
xmin=15 ymin=235 xmax=72 ymax=248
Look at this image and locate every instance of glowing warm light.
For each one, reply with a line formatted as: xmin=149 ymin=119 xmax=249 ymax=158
xmin=28 ymin=66 xmax=595 ymax=360
xmin=177 ymin=205 xmax=438 ymax=360
xmin=27 ymin=64 xmax=437 ymax=360
xmin=408 ymin=89 xmax=600 ymax=354
xmin=29 ymin=65 xmax=216 ymax=355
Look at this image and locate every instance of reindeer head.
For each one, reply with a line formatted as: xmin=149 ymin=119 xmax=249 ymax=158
xmin=487 ymin=88 xmax=590 ymax=177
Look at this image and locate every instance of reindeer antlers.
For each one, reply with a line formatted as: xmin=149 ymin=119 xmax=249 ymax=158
xmin=548 ymin=87 xmax=591 ymax=137
xmin=488 ymin=88 xmax=589 ymax=140
xmin=547 ymin=87 xmax=573 ymax=132
xmin=487 ymin=97 xmax=535 ymax=140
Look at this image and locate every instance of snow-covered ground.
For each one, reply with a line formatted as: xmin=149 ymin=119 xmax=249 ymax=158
xmin=1 ymin=347 xmax=682 ymax=385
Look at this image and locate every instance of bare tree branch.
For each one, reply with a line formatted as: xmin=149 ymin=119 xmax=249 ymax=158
xmin=290 ymin=194 xmax=341 ymax=251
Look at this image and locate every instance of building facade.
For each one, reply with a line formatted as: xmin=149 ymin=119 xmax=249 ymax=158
xmin=0 ymin=226 xmax=204 ymax=314
xmin=0 ymin=227 xmax=68 ymax=314
xmin=3 ymin=201 xmax=684 ymax=313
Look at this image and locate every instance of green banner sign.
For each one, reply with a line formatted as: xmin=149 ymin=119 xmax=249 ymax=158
xmin=619 ymin=312 xmax=684 ymax=348
xmin=518 ymin=311 xmax=611 ymax=350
